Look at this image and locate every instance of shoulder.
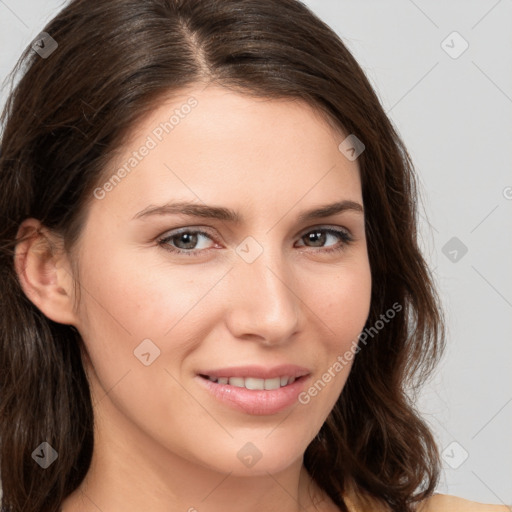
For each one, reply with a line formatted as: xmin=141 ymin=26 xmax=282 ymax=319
xmin=417 ymin=493 xmax=511 ymax=512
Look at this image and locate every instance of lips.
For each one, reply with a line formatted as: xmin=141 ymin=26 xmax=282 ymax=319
xmin=195 ymin=364 xmax=312 ymax=415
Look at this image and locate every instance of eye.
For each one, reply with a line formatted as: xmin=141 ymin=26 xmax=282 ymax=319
xmin=157 ymin=229 xmax=217 ymax=257
xmin=295 ymin=227 xmax=353 ymax=254
xmin=157 ymin=226 xmax=353 ymax=257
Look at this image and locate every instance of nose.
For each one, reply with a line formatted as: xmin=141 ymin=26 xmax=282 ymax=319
xmin=224 ymin=243 xmax=301 ymax=346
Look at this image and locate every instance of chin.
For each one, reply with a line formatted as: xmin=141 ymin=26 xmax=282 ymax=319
xmin=191 ymin=437 xmax=307 ymax=477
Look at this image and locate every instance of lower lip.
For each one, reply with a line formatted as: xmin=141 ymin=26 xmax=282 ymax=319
xmin=195 ymin=374 xmax=310 ymax=415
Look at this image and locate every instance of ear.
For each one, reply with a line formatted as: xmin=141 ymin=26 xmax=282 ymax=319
xmin=14 ymin=218 xmax=79 ymax=326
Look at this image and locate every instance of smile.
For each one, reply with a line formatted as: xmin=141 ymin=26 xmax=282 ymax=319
xmin=200 ymin=374 xmax=297 ymax=390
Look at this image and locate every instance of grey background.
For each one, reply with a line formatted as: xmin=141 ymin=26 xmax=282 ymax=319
xmin=1 ymin=0 xmax=511 ymax=506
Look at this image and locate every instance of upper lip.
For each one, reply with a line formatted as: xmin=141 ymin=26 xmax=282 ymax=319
xmin=197 ymin=364 xmax=311 ymax=380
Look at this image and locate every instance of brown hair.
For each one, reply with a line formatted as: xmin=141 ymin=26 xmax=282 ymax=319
xmin=0 ymin=1 xmax=446 ymax=511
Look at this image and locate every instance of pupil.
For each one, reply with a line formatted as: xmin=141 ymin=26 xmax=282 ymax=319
xmin=308 ymin=231 xmax=325 ymax=247
xmin=177 ymin=232 xmax=197 ymax=249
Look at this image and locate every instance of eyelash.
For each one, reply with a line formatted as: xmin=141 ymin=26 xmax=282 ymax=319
xmin=157 ymin=226 xmax=353 ymax=257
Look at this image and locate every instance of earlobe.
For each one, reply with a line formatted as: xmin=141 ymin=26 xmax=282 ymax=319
xmin=14 ymin=218 xmax=79 ymax=326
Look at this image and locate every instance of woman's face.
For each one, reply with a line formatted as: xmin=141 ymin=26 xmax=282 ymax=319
xmin=70 ymin=85 xmax=371 ymax=476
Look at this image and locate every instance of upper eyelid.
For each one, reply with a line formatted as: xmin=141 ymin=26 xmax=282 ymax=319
xmin=158 ymin=224 xmax=353 ymax=244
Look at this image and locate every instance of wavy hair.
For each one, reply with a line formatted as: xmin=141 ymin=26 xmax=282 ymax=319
xmin=0 ymin=1 xmax=446 ymax=511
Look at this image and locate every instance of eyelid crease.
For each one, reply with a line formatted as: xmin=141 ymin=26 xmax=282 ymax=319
xmin=156 ymin=223 xmax=354 ymax=242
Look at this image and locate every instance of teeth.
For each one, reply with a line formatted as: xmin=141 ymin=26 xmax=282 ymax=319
xmin=228 ymin=377 xmax=245 ymax=387
xmin=243 ymin=377 xmax=264 ymax=390
xmin=263 ymin=377 xmax=281 ymax=390
xmin=207 ymin=375 xmax=298 ymax=389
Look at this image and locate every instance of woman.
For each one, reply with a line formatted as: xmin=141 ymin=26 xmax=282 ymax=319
xmin=0 ymin=1 xmax=508 ymax=511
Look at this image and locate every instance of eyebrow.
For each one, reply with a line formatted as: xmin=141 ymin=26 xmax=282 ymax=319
xmin=133 ymin=199 xmax=364 ymax=223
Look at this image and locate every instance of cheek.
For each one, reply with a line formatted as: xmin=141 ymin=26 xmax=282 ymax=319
xmin=306 ymin=258 xmax=372 ymax=348
xmin=292 ymin=259 xmax=372 ymax=409
xmin=74 ymin=244 xmax=229 ymax=392
xmin=76 ymin=247 xmax=191 ymax=338
xmin=73 ymin=248 xmax=202 ymax=432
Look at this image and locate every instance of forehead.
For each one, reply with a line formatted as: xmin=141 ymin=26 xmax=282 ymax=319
xmin=91 ymin=85 xmax=362 ymax=221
